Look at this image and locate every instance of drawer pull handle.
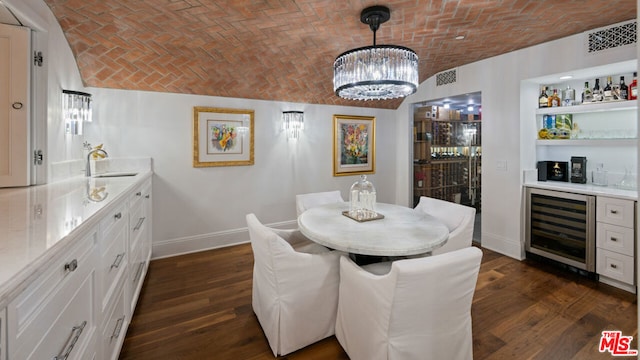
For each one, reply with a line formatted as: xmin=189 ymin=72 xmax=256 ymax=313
xmin=610 ymin=237 xmax=618 ymax=242
xmin=111 ymin=316 xmax=125 ymax=340
xmin=114 ymin=212 xmax=122 ymax=220
xmin=136 ymin=191 xmax=142 ymax=196
xmin=133 ymin=262 xmax=145 ymax=283
xmin=64 ymin=259 xmax=78 ymax=272
xmin=133 ymin=217 xmax=146 ymax=231
xmin=145 ymin=194 xmax=150 ymax=199
xmin=54 ymin=320 xmax=87 ymax=360
xmin=111 ymin=253 xmax=125 ymax=269
xmin=610 ymin=209 xmax=618 ymax=214
xmin=611 ymin=264 xmax=618 ymax=269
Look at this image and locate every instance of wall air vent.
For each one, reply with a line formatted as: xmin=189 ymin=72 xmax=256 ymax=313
xmin=436 ymin=69 xmax=457 ymax=86
xmin=587 ymin=20 xmax=636 ymax=53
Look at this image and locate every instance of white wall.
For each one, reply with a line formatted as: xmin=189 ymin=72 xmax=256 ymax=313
xmin=85 ymin=89 xmax=397 ymax=257
xmin=396 ymin=22 xmax=637 ymax=259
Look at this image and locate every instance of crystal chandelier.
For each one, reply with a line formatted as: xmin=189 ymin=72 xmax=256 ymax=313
xmin=333 ymin=5 xmax=419 ymax=101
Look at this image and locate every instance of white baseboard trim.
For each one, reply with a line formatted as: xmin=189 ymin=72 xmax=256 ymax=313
xmin=151 ymin=219 xmax=298 ymax=260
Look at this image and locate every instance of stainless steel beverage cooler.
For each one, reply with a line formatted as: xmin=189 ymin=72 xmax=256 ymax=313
xmin=525 ymin=187 xmax=596 ymax=272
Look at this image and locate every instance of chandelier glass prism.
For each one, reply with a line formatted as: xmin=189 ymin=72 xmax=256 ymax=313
xmin=333 ymin=5 xmax=419 ymax=101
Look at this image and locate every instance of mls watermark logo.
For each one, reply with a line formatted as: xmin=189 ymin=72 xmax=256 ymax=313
xmin=599 ymin=331 xmax=638 ymax=356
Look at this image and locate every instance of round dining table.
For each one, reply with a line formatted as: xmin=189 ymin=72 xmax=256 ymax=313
xmin=297 ymin=202 xmax=449 ymax=257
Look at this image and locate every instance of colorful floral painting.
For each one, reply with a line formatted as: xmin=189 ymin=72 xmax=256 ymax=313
xmin=333 ymin=115 xmax=375 ymax=176
xmin=340 ymin=123 xmax=369 ymax=164
xmin=207 ymin=120 xmax=242 ymax=154
xmin=193 ymin=107 xmax=254 ymax=167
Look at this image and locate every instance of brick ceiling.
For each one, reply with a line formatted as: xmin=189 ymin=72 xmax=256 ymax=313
xmin=43 ymin=0 xmax=636 ymax=109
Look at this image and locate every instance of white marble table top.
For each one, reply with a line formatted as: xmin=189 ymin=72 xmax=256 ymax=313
xmin=298 ymin=202 xmax=449 ymax=256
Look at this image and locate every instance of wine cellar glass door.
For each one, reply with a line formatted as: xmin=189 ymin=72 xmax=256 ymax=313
xmin=412 ymin=96 xmax=482 ymax=212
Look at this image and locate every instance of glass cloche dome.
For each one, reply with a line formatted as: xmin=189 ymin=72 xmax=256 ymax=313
xmin=349 ymin=175 xmax=377 ymax=220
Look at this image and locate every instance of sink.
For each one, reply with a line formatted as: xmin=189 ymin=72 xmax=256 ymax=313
xmin=92 ymin=172 xmax=138 ymax=178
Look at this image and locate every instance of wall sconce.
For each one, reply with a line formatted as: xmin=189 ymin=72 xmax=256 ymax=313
xmin=62 ymin=90 xmax=92 ymax=135
xmin=282 ymin=111 xmax=304 ymax=139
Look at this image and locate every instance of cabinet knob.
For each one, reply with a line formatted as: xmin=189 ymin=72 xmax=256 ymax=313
xmin=114 ymin=212 xmax=122 ymax=220
xmin=610 ymin=264 xmax=618 ymax=269
xmin=610 ymin=209 xmax=618 ymax=214
xmin=136 ymin=191 xmax=142 ymax=196
xmin=64 ymin=259 xmax=78 ymax=272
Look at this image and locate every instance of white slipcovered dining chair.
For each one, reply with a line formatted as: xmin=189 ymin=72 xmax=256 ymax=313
xmin=414 ymin=196 xmax=476 ymax=255
xmin=295 ymin=190 xmax=344 ymax=216
xmin=246 ymin=213 xmax=343 ymax=356
xmin=335 ymin=246 xmax=483 ymax=360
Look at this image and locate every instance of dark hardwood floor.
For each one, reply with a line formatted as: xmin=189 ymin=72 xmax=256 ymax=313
xmin=119 ymin=244 xmax=637 ymax=359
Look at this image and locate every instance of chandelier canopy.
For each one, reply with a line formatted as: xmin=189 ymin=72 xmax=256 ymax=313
xmin=333 ymin=5 xmax=419 ymax=101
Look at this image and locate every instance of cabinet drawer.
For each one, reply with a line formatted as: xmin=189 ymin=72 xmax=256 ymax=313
xmin=129 ymin=198 xmax=147 ymax=253
xmin=11 ymin=268 xmax=96 ymax=360
xmin=9 ymin=228 xmax=97 ymax=335
xmin=596 ymin=197 xmax=635 ymax=228
xmin=596 ymin=248 xmax=635 ymax=285
xmin=101 ymin=280 xmax=128 ymax=360
xmin=99 ymin=219 xmax=128 ymax=313
xmin=597 ymin=222 xmax=635 ymax=256
xmin=100 ymin=201 xmax=128 ymax=240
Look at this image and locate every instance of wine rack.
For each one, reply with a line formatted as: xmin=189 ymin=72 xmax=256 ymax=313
xmin=413 ymin=106 xmax=482 ymax=208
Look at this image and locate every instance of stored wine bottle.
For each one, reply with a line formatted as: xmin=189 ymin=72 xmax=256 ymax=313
xmin=629 ymin=72 xmax=637 ymax=100
xmin=603 ymin=76 xmax=613 ymax=101
xmin=538 ymin=86 xmax=549 ymax=108
xmin=548 ymin=89 xmax=561 ymax=107
xmin=619 ymin=76 xmax=628 ymax=100
xmin=582 ymin=81 xmax=593 ymax=103
xmin=592 ymin=78 xmax=602 ymax=101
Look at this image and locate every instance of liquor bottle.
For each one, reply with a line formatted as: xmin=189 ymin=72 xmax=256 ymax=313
xmin=582 ymin=82 xmax=592 ymax=103
xmin=538 ymin=86 xmax=549 ymax=108
xmin=629 ymin=72 xmax=637 ymax=100
xmin=603 ymin=76 xmax=613 ymax=101
xmin=548 ymin=89 xmax=561 ymax=107
xmin=562 ymin=86 xmax=574 ymax=106
xmin=619 ymin=76 xmax=628 ymax=100
xmin=592 ymin=78 xmax=602 ymax=101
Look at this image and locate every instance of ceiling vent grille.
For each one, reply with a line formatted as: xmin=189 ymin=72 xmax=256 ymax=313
xmin=436 ymin=69 xmax=457 ymax=86
xmin=587 ymin=20 xmax=636 ymax=53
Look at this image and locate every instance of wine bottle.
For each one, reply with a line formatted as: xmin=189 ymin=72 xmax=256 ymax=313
xmin=538 ymin=86 xmax=549 ymax=108
xmin=582 ymin=81 xmax=592 ymax=103
xmin=629 ymin=72 xmax=637 ymax=100
xmin=592 ymin=78 xmax=602 ymax=101
xmin=548 ymin=89 xmax=561 ymax=107
xmin=603 ymin=76 xmax=613 ymax=101
xmin=619 ymin=76 xmax=628 ymax=100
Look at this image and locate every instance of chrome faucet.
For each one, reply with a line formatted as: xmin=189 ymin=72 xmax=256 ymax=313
xmin=86 ymin=148 xmax=108 ymax=177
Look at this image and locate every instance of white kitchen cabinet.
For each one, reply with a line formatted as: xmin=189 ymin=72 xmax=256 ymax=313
xmin=7 ymin=227 xmax=99 ymax=360
xmin=596 ymin=196 xmax=636 ymax=292
xmin=127 ymin=178 xmax=152 ymax=315
xmin=2 ymin=171 xmax=153 ymax=360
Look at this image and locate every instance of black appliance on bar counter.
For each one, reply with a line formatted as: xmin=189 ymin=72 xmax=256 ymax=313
xmin=537 ymin=161 xmax=568 ymax=182
xmin=570 ymin=156 xmax=587 ymax=183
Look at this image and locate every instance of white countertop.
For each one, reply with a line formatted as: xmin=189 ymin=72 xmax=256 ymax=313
xmin=523 ymin=180 xmax=637 ymax=200
xmin=298 ymin=202 xmax=449 ymax=256
xmin=0 ymin=171 xmax=152 ymax=307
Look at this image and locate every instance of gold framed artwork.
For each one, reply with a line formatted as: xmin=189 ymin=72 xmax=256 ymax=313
xmin=333 ymin=114 xmax=375 ymax=176
xmin=193 ymin=107 xmax=254 ymax=167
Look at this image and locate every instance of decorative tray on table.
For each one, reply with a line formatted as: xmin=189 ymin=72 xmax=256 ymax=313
xmin=342 ymin=210 xmax=385 ymax=222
